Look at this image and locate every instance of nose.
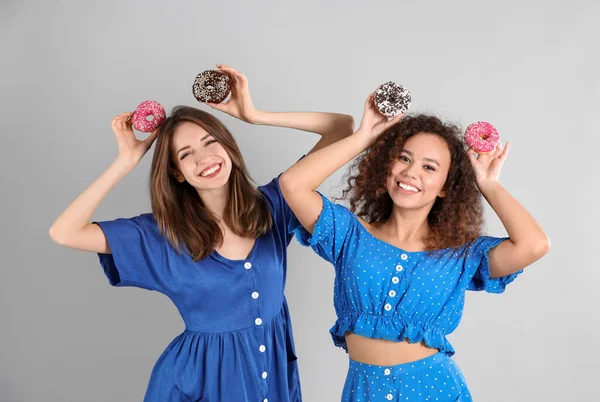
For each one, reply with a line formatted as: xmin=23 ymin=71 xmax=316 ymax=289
xmin=401 ymin=163 xmax=418 ymax=179
xmin=194 ymin=148 xmax=212 ymax=165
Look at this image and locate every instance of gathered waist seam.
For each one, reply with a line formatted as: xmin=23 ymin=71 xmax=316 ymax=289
xmin=184 ymin=305 xmax=285 ymax=335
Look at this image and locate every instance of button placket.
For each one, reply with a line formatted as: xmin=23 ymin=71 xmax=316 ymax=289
xmin=244 ymin=260 xmax=269 ymax=399
xmin=385 ymin=254 xmax=409 ymax=315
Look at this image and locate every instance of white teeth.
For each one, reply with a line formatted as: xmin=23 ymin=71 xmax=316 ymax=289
xmin=200 ymin=164 xmax=220 ymax=177
xmin=398 ymin=182 xmax=419 ymax=192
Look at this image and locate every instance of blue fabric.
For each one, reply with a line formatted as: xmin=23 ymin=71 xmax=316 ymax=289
xmin=95 ymin=177 xmax=301 ymax=402
xmin=289 ymin=194 xmax=522 ymax=356
xmin=342 ymin=353 xmax=472 ymax=401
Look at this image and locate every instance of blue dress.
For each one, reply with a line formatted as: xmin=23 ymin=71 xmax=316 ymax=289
xmin=289 ymin=194 xmax=522 ymax=401
xmin=95 ymin=178 xmax=301 ymax=402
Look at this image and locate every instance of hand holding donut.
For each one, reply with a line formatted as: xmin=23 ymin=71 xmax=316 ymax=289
xmin=111 ymin=112 xmax=158 ymax=166
xmin=467 ymin=141 xmax=509 ymax=188
xmin=205 ymin=64 xmax=258 ymax=124
xmin=356 ymin=91 xmax=405 ymax=146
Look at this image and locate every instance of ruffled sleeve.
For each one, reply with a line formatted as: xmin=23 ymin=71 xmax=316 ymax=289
xmin=288 ymin=193 xmax=355 ymax=265
xmin=466 ymin=236 xmax=523 ymax=294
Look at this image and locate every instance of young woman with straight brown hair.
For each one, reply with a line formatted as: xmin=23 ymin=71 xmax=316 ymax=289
xmin=49 ymin=65 xmax=354 ymax=402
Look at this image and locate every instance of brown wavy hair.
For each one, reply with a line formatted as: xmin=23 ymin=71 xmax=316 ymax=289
xmin=150 ymin=106 xmax=272 ymax=261
xmin=339 ymin=114 xmax=483 ymax=250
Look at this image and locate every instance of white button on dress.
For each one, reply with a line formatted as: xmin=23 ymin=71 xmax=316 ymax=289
xmin=392 ymin=276 xmax=400 ymax=284
xmin=388 ymin=290 xmax=397 ymax=297
xmin=386 ymin=393 xmax=394 ymax=400
xmin=384 ymin=303 xmax=392 ymax=311
xmin=395 ymin=265 xmax=404 ymax=272
xmin=262 ymin=371 xmax=268 ymax=379
xmin=259 ymin=345 xmax=266 ymax=353
xmin=384 ymin=368 xmax=391 ymax=376
xmin=255 ymin=318 xmax=262 ymax=326
xmin=252 ymin=292 xmax=259 ymax=299
xmin=244 ymin=262 xmax=252 ymax=269
xmin=400 ymin=254 xmax=408 ymax=261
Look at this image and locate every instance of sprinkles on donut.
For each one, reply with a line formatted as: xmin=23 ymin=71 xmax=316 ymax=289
xmin=192 ymin=70 xmax=231 ymax=104
xmin=464 ymin=121 xmax=500 ymax=154
xmin=374 ymin=81 xmax=412 ymax=117
xmin=132 ymin=100 xmax=166 ymax=133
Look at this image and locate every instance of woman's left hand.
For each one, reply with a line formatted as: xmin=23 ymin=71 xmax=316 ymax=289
xmin=467 ymin=142 xmax=509 ymax=188
xmin=206 ymin=64 xmax=258 ymax=123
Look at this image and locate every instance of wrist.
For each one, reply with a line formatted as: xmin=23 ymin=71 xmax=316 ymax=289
xmin=353 ymin=127 xmax=377 ymax=149
xmin=113 ymin=155 xmax=137 ymax=174
xmin=247 ymin=109 xmax=266 ymax=125
xmin=477 ymin=179 xmax=502 ymax=194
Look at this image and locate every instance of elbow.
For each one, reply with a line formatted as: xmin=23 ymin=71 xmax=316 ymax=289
xmin=279 ymin=170 xmax=297 ymax=195
xmin=338 ymin=115 xmax=355 ymax=138
xmin=49 ymin=225 xmax=65 ymax=245
xmin=523 ymin=235 xmax=550 ymax=263
xmin=49 ymin=224 xmax=72 ymax=246
xmin=534 ymin=235 xmax=551 ymax=259
xmin=324 ymin=115 xmax=355 ymax=139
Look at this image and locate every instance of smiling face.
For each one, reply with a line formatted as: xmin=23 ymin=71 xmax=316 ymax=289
xmin=169 ymin=121 xmax=233 ymax=191
xmin=385 ymin=132 xmax=452 ymax=211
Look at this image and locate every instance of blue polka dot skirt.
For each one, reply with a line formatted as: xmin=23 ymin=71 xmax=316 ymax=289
xmin=341 ymin=353 xmax=472 ymax=401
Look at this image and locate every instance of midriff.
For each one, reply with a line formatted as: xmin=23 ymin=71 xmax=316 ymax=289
xmin=345 ymin=332 xmax=438 ymax=366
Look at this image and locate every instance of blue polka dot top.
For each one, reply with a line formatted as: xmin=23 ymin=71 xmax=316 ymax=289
xmin=289 ymin=194 xmax=522 ymax=356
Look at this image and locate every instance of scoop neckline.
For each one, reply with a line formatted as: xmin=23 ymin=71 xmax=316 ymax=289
xmin=350 ymin=214 xmax=456 ymax=255
xmin=211 ymin=235 xmax=260 ymax=263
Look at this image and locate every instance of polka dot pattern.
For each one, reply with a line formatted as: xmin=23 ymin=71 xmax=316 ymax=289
xmin=341 ymin=353 xmax=473 ymax=401
xmin=289 ymin=194 xmax=523 ymax=356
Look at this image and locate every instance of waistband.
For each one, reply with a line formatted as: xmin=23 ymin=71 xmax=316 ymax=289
xmin=349 ymin=352 xmax=450 ymax=376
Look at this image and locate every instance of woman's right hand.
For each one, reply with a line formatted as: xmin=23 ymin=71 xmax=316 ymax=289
xmin=111 ymin=112 xmax=159 ymax=167
xmin=356 ymin=91 xmax=405 ymax=145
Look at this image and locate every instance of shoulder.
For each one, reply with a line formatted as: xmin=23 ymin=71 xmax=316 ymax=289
xmin=465 ymin=236 xmax=508 ymax=255
xmin=129 ymin=213 xmax=159 ymax=230
xmin=128 ymin=213 xmax=166 ymax=242
xmin=258 ymin=177 xmax=281 ymax=201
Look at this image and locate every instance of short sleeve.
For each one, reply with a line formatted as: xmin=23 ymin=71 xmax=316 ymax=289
xmin=466 ymin=236 xmax=523 ymax=294
xmin=288 ymin=193 xmax=355 ymax=265
xmin=258 ymin=176 xmax=295 ymax=246
xmin=94 ymin=214 xmax=165 ymax=291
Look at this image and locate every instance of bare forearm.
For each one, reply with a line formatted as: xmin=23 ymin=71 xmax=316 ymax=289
xmin=49 ymin=157 xmax=134 ymax=242
xmin=281 ymin=129 xmax=370 ymax=192
xmin=251 ymin=110 xmax=354 ymax=138
xmin=479 ymin=181 xmax=549 ymax=254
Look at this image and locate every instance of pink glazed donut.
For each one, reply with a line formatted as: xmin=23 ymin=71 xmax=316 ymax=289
xmin=132 ymin=100 xmax=166 ymax=133
xmin=464 ymin=121 xmax=500 ymax=153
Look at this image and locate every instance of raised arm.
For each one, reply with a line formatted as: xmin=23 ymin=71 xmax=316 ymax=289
xmin=279 ymin=92 xmax=403 ymax=233
xmin=48 ymin=113 xmax=157 ymax=253
xmin=207 ymin=64 xmax=355 ymax=154
xmin=468 ymin=143 xmax=550 ymax=278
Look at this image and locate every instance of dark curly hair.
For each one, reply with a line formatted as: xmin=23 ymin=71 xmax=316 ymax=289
xmin=339 ymin=114 xmax=483 ymax=250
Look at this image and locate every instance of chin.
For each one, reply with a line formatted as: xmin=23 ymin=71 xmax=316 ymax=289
xmin=389 ymin=193 xmax=433 ymax=211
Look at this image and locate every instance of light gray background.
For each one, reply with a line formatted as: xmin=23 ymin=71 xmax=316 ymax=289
xmin=1 ymin=0 xmax=598 ymax=401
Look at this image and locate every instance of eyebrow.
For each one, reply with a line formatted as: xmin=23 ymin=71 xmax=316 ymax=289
xmin=176 ymin=134 xmax=212 ymax=155
xmin=400 ymin=149 xmax=441 ymax=167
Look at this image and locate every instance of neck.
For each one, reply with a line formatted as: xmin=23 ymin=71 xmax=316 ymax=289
xmin=197 ymin=185 xmax=229 ymax=219
xmin=379 ymin=205 xmax=431 ymax=244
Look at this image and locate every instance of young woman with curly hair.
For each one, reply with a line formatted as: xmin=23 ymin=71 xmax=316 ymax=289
xmin=279 ymin=91 xmax=550 ymax=401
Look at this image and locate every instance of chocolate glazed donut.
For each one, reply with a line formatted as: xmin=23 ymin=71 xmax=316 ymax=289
xmin=192 ymin=70 xmax=231 ymax=103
